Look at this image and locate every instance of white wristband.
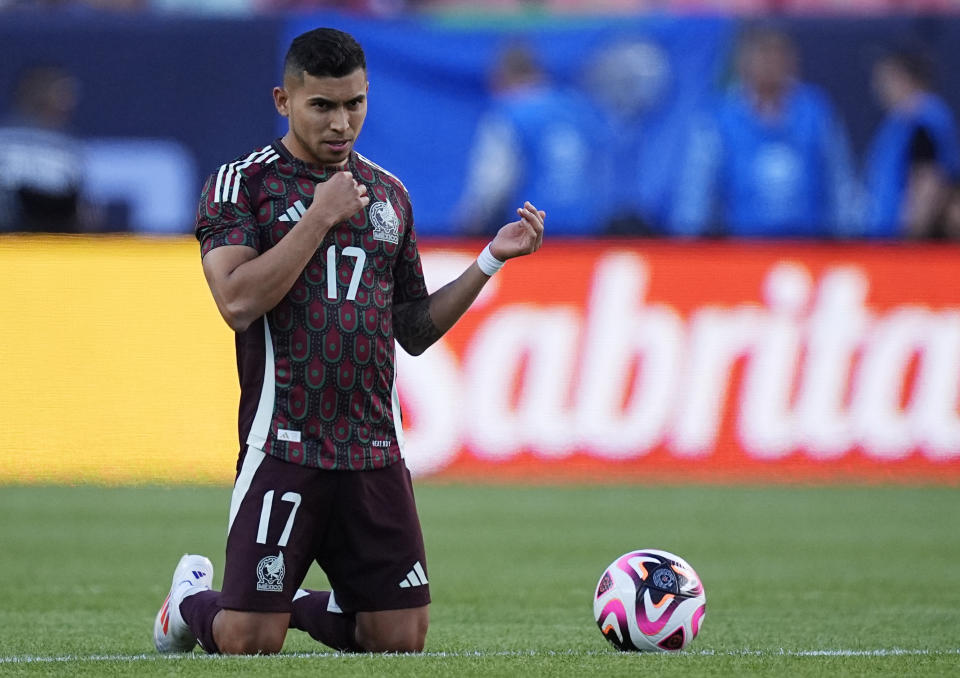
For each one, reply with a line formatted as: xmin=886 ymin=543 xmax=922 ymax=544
xmin=476 ymin=243 xmax=505 ymax=277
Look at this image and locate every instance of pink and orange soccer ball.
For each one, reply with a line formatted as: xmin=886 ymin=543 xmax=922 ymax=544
xmin=594 ymin=549 xmax=706 ymax=652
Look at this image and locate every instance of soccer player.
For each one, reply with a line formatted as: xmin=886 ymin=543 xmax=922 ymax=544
xmin=153 ymin=27 xmax=545 ymax=655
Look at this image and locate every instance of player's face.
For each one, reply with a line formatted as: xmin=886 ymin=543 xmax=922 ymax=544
xmin=872 ymin=61 xmax=909 ymax=111
xmin=739 ymin=39 xmax=794 ymax=95
xmin=275 ymin=68 xmax=369 ymax=167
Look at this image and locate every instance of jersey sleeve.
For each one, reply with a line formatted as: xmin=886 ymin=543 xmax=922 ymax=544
xmin=392 ymin=195 xmax=429 ymax=305
xmin=195 ymin=171 xmax=260 ymax=257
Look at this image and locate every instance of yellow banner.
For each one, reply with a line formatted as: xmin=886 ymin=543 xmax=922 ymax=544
xmin=0 ymin=236 xmax=239 ymax=484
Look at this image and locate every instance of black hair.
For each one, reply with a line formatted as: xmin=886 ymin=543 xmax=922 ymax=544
xmin=284 ymin=27 xmax=366 ymax=81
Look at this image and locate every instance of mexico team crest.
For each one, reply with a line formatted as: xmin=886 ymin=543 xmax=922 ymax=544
xmin=370 ymin=201 xmax=400 ymax=244
xmin=256 ymin=552 xmax=285 ymax=592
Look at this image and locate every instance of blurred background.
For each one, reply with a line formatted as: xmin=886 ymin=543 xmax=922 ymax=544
xmin=3 ymin=0 xmax=960 ymax=238
xmin=2 ymin=0 xmax=960 ymax=485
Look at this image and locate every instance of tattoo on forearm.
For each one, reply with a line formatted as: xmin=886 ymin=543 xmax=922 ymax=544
xmin=393 ymin=298 xmax=442 ymax=355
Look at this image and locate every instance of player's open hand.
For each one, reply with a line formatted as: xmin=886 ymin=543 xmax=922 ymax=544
xmin=489 ymin=201 xmax=545 ymax=260
xmin=307 ymin=171 xmax=370 ymax=228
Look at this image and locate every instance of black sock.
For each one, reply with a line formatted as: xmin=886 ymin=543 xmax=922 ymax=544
xmin=179 ymin=589 xmax=222 ymax=654
xmin=289 ymin=589 xmax=360 ymax=652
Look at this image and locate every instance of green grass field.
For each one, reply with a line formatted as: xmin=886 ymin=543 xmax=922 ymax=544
xmin=0 ymin=484 xmax=958 ymax=677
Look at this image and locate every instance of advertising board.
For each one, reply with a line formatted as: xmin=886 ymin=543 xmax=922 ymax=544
xmin=1 ymin=237 xmax=957 ymax=484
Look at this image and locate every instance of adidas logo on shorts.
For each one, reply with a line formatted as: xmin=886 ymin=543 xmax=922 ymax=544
xmin=398 ymin=561 xmax=428 ymax=589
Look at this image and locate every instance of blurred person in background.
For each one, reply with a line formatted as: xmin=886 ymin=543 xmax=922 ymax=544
xmin=864 ymin=47 xmax=960 ymax=239
xmin=673 ymin=26 xmax=859 ymax=238
xmin=456 ymin=43 xmax=606 ymax=236
xmin=0 ymin=64 xmax=91 ymax=233
xmin=581 ymin=38 xmax=686 ymax=236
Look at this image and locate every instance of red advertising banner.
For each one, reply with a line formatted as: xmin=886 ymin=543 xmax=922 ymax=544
xmin=402 ymin=241 xmax=960 ymax=484
xmin=2 ymin=237 xmax=957 ymax=484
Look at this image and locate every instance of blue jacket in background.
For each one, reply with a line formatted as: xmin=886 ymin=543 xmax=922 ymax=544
xmin=460 ymin=85 xmax=611 ymax=236
xmin=675 ymin=82 xmax=858 ymax=238
xmin=864 ymin=93 xmax=960 ymax=238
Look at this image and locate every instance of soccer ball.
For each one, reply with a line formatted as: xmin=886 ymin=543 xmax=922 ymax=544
xmin=593 ymin=549 xmax=706 ymax=652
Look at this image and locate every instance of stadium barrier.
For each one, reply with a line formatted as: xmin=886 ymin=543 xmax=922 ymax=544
xmin=2 ymin=236 xmax=959 ymax=484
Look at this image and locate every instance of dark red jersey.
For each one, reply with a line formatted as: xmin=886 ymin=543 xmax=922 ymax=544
xmin=196 ymin=140 xmax=428 ymax=471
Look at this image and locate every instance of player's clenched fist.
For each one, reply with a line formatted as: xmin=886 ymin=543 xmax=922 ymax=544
xmin=306 ymin=170 xmax=370 ymax=228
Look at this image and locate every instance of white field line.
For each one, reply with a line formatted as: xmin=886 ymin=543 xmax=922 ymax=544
xmin=1 ymin=648 xmax=958 ymax=664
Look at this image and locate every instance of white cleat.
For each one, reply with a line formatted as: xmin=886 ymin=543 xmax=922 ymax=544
xmin=153 ymin=554 xmax=214 ymax=653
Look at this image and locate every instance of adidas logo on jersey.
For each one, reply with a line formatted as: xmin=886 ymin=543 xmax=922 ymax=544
xmin=398 ymin=561 xmax=428 ymax=589
xmin=279 ymin=200 xmax=307 ymax=222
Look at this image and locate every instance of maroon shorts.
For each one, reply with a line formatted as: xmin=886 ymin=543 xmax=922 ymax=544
xmin=219 ymin=447 xmax=430 ymax=613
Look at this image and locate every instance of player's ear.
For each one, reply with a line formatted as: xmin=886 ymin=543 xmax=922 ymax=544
xmin=273 ymin=86 xmax=290 ymax=117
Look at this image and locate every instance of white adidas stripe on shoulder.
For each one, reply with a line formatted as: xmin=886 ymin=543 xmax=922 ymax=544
xmin=213 ymin=145 xmax=280 ymax=204
xmin=214 ymin=147 xmax=264 ymax=203
xmin=355 ymin=152 xmax=407 ymax=192
xmin=221 ymin=146 xmax=279 ymax=203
